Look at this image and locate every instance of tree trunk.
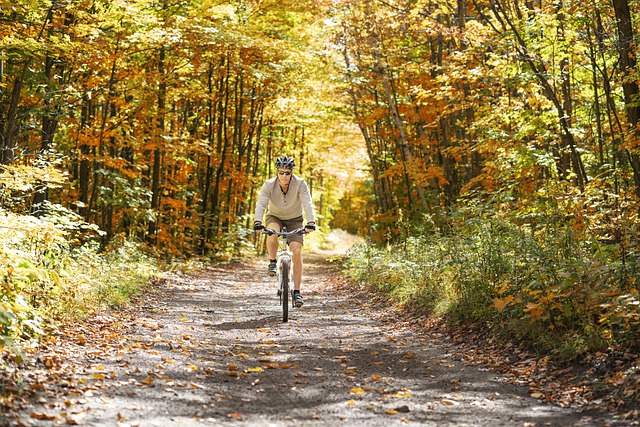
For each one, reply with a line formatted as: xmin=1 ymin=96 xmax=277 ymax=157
xmin=78 ymin=95 xmax=92 ymax=220
xmin=148 ymin=44 xmax=166 ymax=244
xmin=33 ymin=54 xmax=59 ymax=213
xmin=199 ymin=59 xmax=222 ymax=254
xmin=612 ymin=0 xmax=640 ymax=197
xmin=210 ymin=57 xmax=231 ymax=236
xmin=594 ymin=8 xmax=624 ymax=193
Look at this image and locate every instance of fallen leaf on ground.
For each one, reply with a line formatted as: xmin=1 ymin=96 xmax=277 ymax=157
xmin=31 ymin=412 xmax=60 ymax=421
xmin=349 ymin=387 xmax=366 ymax=395
xmin=66 ymin=412 xmax=85 ymax=425
xmin=394 ymin=390 xmax=411 ymax=398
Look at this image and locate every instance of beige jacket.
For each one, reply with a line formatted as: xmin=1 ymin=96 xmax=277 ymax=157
xmin=254 ymin=175 xmax=315 ymax=223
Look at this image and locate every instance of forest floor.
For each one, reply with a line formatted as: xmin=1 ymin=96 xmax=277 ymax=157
xmin=1 ymin=238 xmax=638 ymax=426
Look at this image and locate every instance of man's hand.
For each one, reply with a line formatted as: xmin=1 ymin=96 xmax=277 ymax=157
xmin=305 ymin=222 xmax=316 ymax=232
xmin=253 ymin=221 xmax=265 ymax=231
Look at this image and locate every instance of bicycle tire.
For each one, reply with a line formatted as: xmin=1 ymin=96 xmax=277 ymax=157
xmin=281 ymin=258 xmax=290 ymax=322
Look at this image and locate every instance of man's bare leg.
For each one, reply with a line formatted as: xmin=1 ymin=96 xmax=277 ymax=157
xmin=266 ymin=223 xmax=280 ymax=260
xmin=290 ymin=241 xmax=303 ymax=291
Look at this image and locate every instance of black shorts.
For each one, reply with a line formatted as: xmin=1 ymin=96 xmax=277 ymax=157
xmin=265 ymin=215 xmax=304 ymax=245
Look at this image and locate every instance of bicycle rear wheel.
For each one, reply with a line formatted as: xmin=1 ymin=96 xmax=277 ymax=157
xmin=281 ymin=259 xmax=290 ymax=322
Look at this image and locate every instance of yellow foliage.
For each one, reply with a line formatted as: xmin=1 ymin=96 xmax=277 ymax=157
xmin=492 ymin=295 xmax=514 ymax=311
xmin=523 ymin=302 xmax=543 ymax=319
xmin=0 ymin=164 xmax=68 ymax=193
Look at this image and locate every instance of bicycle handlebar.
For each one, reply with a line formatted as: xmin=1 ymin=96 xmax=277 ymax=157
xmin=262 ymin=227 xmax=307 ymax=237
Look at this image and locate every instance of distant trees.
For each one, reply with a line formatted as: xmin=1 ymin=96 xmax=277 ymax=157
xmin=0 ymin=0 xmax=335 ymax=255
xmin=3 ymin=0 xmax=639 ymax=256
xmin=334 ymin=0 xmax=640 ymax=244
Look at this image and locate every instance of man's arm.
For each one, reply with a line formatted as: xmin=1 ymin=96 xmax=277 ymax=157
xmin=298 ymin=179 xmax=315 ymax=224
xmin=254 ymin=182 xmax=271 ymax=223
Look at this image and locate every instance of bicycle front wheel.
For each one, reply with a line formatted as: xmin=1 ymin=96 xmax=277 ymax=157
xmin=281 ymin=258 xmax=290 ymax=322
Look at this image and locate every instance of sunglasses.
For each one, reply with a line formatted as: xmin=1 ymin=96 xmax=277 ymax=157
xmin=278 ymin=171 xmax=291 ymax=176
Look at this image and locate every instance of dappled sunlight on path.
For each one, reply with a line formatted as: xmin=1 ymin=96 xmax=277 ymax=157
xmin=11 ymin=250 xmax=620 ymax=426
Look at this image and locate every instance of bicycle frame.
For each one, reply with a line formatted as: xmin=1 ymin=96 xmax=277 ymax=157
xmin=262 ymin=227 xmax=306 ymax=322
xmin=276 ymin=238 xmax=293 ymax=296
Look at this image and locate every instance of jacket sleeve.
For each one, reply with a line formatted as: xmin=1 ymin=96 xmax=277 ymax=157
xmin=298 ymin=179 xmax=315 ymax=223
xmin=254 ymin=182 xmax=270 ymax=222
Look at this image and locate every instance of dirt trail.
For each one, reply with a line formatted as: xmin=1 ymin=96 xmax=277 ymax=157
xmin=9 ymin=252 xmax=621 ymax=426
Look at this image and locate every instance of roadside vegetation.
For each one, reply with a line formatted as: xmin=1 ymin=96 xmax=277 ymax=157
xmin=344 ymin=209 xmax=640 ymax=359
xmin=331 ymin=0 xmax=640 ymax=409
xmin=0 ymin=200 xmax=159 ymax=368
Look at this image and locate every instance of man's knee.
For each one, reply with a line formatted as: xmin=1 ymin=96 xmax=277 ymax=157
xmin=290 ymin=242 xmax=303 ymax=255
xmin=266 ymin=222 xmax=281 ymax=232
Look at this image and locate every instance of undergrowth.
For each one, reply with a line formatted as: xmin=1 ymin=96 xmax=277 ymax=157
xmin=0 ymin=204 xmax=160 ymax=365
xmin=343 ymin=213 xmax=640 ymax=359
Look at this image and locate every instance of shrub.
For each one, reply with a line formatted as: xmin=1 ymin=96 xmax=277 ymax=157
xmin=0 ymin=205 xmax=159 ymax=364
xmin=344 ymin=210 xmax=640 ymax=357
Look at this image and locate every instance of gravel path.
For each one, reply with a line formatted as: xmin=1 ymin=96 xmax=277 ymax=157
xmin=8 ymin=253 xmax=620 ymax=426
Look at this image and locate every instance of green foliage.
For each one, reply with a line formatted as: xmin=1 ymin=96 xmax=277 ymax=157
xmin=86 ymin=240 xmax=158 ymax=310
xmin=344 ymin=234 xmax=448 ymax=314
xmin=214 ymin=219 xmax=256 ymax=261
xmin=344 ymin=205 xmax=640 ymax=358
xmin=330 ymin=177 xmax=376 ymax=235
xmin=0 ymin=205 xmax=159 ymax=364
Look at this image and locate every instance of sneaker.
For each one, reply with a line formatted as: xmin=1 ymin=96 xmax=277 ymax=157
xmin=268 ymin=260 xmax=276 ymax=277
xmin=293 ymin=291 xmax=304 ymax=308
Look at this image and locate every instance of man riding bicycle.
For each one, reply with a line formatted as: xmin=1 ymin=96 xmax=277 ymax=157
xmin=253 ymin=156 xmax=316 ymax=307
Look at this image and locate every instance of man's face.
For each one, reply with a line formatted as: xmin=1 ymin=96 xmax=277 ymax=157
xmin=277 ymin=168 xmax=292 ymax=185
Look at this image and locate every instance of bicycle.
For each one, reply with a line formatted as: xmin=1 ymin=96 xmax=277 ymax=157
xmin=262 ymin=227 xmax=307 ymax=323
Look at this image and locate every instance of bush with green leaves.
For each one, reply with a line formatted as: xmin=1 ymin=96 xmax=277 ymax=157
xmin=0 ymin=204 xmax=159 ymax=364
xmin=344 ymin=211 xmax=640 ymax=357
